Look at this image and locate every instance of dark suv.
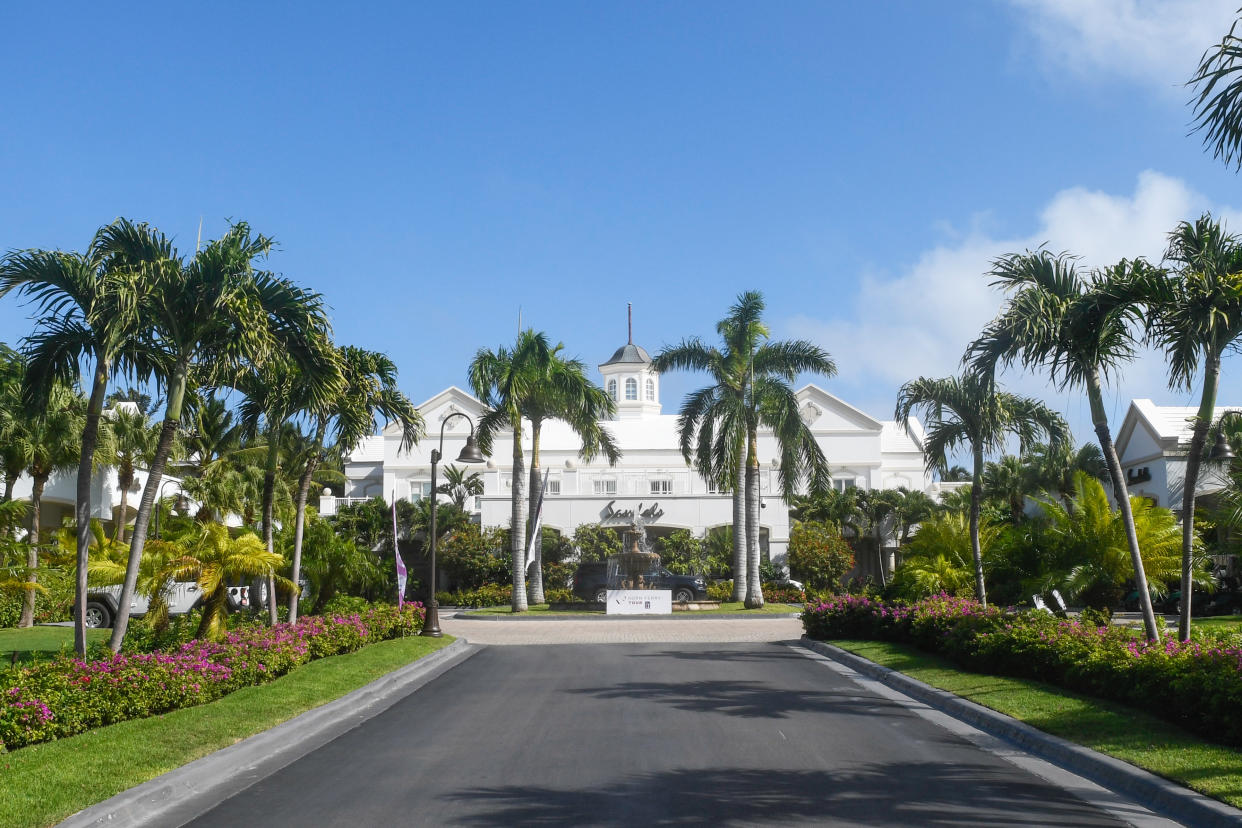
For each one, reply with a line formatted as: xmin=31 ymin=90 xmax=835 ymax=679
xmin=571 ymin=562 xmax=708 ymax=604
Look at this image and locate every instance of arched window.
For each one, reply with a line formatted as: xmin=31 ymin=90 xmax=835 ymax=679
xmin=607 ymin=379 xmax=617 ymax=400
xmin=645 ymin=378 xmax=655 ymax=401
xmin=625 ymin=378 xmax=638 ymax=400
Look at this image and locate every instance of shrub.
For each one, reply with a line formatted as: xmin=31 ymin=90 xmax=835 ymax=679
xmin=436 ymin=583 xmax=512 ymax=608
xmin=802 ymin=594 xmax=1242 ymax=746
xmin=0 ymin=603 xmax=425 ymax=751
xmin=543 ymin=587 xmax=576 ymax=604
xmin=320 ymin=595 xmax=372 ymax=616
xmin=788 ymin=522 xmax=854 ymax=592
xmin=438 ymin=525 xmax=509 ymax=590
xmin=761 ymin=583 xmax=805 ymax=604
xmin=707 ymin=581 xmax=733 ymax=602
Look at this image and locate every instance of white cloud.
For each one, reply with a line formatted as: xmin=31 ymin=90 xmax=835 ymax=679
xmin=1008 ymin=0 xmax=1237 ymax=91
xmin=785 ymin=171 xmax=1239 ymax=441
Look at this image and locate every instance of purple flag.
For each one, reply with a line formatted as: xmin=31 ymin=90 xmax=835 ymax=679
xmin=393 ymin=495 xmax=407 ymax=608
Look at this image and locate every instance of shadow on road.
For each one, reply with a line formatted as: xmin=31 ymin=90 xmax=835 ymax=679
xmin=441 ymin=764 xmax=1122 ymax=826
xmin=568 ymin=678 xmax=903 ymax=720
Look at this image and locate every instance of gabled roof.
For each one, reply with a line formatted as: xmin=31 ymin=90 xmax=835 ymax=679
xmin=795 ymin=384 xmax=884 ymax=431
xmin=1115 ymin=398 xmax=1242 ymax=458
xmin=383 ymin=386 xmax=486 ymax=437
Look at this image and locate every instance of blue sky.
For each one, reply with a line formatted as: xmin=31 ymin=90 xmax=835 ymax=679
xmin=3 ymin=1 xmax=1241 ymax=446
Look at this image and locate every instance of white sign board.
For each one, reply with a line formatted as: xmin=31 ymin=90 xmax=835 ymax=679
xmin=606 ymin=589 xmax=672 ymax=615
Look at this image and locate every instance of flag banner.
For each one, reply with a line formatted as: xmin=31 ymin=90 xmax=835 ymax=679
xmin=392 ymin=494 xmax=407 ymax=608
xmin=526 ymin=468 xmax=551 ymax=569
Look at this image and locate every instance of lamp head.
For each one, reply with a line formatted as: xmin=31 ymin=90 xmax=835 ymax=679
xmin=1210 ymin=430 xmax=1235 ymax=462
xmin=456 ymin=434 xmax=485 ymax=464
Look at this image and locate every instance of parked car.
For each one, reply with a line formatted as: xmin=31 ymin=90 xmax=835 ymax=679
xmin=571 ymin=561 xmax=708 ymax=604
xmin=77 ymin=581 xmax=250 ymax=629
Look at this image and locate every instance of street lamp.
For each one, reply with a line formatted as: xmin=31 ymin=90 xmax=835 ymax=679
xmin=422 ymin=412 xmax=486 ymax=637
xmin=154 ymin=479 xmax=189 ymax=539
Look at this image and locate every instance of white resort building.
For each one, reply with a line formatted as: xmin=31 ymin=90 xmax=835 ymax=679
xmin=325 ymin=333 xmax=941 ymax=571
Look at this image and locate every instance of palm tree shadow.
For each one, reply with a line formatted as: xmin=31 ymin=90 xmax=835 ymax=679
xmin=569 ymin=678 xmax=900 ymax=720
xmin=442 ymin=764 xmax=1124 ymax=826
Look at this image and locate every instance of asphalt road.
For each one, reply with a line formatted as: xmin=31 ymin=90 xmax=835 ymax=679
xmin=183 ymin=642 xmax=1138 ymax=827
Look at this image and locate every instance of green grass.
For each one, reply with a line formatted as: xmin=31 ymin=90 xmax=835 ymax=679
xmin=0 ymin=626 xmax=109 ymax=665
xmin=1193 ymin=616 xmax=1242 ymax=633
xmin=829 ymin=638 xmax=1242 ymax=809
xmin=0 ymin=634 xmax=454 ymax=828
xmin=466 ymin=601 xmax=801 ymax=616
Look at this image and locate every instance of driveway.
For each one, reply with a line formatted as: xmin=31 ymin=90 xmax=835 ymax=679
xmin=181 ymin=630 xmax=1170 ymax=826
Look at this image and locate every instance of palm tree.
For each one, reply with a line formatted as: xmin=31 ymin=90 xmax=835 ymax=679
xmin=471 ymin=330 xmax=616 ymax=610
xmin=171 ymin=523 xmax=291 ymax=640
xmin=285 ymin=346 xmax=421 ymax=623
xmin=896 ymin=372 xmax=1066 ymax=607
xmin=855 ymin=489 xmax=901 ymax=586
xmin=518 ymin=350 xmax=618 ymax=604
xmin=965 ymin=249 xmax=1162 ymax=639
xmin=0 ymin=344 xmax=27 ymax=504
xmin=13 ymin=382 xmax=84 ymax=626
xmin=655 ymin=291 xmax=835 ymax=608
xmin=0 ymin=219 xmax=167 ymax=653
xmin=437 ymin=465 xmax=484 ymax=509
xmin=1022 ymin=441 xmax=1107 ymax=504
xmin=982 ymin=455 xmax=1029 ymax=526
xmin=1190 ymin=13 xmax=1242 ymax=170
xmin=110 ymin=222 xmax=333 ymax=650
xmin=1142 ymin=214 xmax=1242 ymax=640
xmin=101 ymin=405 xmax=159 ymax=543
xmin=940 ymin=464 xmax=971 ymax=482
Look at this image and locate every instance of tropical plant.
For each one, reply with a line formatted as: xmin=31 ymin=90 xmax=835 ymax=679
xmin=0 ymin=219 xmax=168 ymax=653
xmin=896 ymin=372 xmax=1066 ymax=608
xmin=982 ymin=455 xmax=1030 ymax=526
xmin=1021 ymin=441 xmax=1107 ymax=504
xmin=277 ymin=515 xmax=386 ymax=614
xmin=787 ymin=521 xmax=854 ymax=592
xmin=1141 ymin=214 xmax=1242 ymax=639
xmin=965 ymin=249 xmax=1162 ymax=639
xmin=655 ymin=291 xmax=834 ymax=608
xmin=110 ymin=222 xmax=332 ymax=651
xmin=438 ymin=524 xmax=510 ymax=590
xmin=1190 ymin=12 xmax=1242 ymax=170
xmin=437 ymin=464 xmax=484 ymax=509
xmin=889 ymin=512 xmax=999 ymax=601
xmin=1035 ymin=472 xmax=1193 ymax=610
xmin=101 ymin=405 xmax=159 ymax=543
xmin=656 ymin=530 xmax=710 ymax=576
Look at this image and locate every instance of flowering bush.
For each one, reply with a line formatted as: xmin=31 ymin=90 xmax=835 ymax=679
xmin=0 ymin=603 xmax=424 ymax=752
xmin=760 ymin=584 xmax=806 ymax=604
xmin=802 ymin=594 xmax=1242 ymax=746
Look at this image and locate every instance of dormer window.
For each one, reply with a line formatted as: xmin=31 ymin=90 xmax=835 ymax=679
xmin=625 ymin=378 xmax=638 ymax=401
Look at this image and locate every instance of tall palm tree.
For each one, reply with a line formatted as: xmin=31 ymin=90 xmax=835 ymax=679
xmin=285 ymin=346 xmax=421 ymax=623
xmin=896 ymin=372 xmax=1066 ymax=607
xmin=965 ymin=249 xmax=1163 ymax=639
xmin=1022 ymin=441 xmax=1107 ymax=504
xmin=655 ymin=291 xmax=835 ymax=607
xmin=1140 ymin=214 xmax=1242 ymax=640
xmin=982 ymin=455 xmax=1029 ymax=526
xmin=1190 ymin=13 xmax=1242 ymax=170
xmin=13 ymin=382 xmax=84 ymax=626
xmin=471 ymin=330 xmax=616 ymax=610
xmin=519 ymin=351 xmax=618 ymax=604
xmin=111 ymin=222 xmax=333 ymax=650
xmin=0 ymin=344 xmax=26 ymax=504
xmin=0 ymin=219 xmax=167 ymax=653
xmin=855 ymin=488 xmax=901 ymax=586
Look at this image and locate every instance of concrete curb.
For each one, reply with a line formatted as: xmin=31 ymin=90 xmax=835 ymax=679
xmin=60 ymin=638 xmax=477 ymax=828
xmin=454 ymin=611 xmax=801 ymax=621
xmin=799 ymin=637 xmax=1242 ymax=828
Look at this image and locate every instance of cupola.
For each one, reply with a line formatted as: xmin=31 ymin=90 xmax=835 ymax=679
xmin=599 ymin=304 xmax=661 ymax=420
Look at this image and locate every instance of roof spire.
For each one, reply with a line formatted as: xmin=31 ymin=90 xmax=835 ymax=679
xmin=627 ymin=302 xmax=633 ymax=345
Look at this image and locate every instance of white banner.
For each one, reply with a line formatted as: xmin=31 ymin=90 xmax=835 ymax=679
xmin=606 ymin=589 xmax=672 ymax=615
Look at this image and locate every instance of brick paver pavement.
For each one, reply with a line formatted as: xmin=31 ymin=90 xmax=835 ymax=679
xmin=438 ymin=613 xmax=804 ymax=644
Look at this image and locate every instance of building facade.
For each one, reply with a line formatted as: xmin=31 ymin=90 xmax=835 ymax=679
xmin=327 ymin=337 xmax=939 ymax=570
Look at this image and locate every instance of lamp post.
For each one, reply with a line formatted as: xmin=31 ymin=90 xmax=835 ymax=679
xmin=153 ymin=479 xmax=189 ymax=539
xmin=422 ymin=412 xmax=485 ymax=637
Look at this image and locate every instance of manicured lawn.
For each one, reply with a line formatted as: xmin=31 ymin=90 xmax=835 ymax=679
xmin=0 ymin=626 xmax=109 ymax=665
xmin=0 ymin=634 xmax=454 ymax=828
xmin=467 ymin=602 xmax=801 ymax=615
xmin=829 ymin=638 xmax=1242 ymax=809
xmin=1194 ymin=616 xmax=1242 ymax=633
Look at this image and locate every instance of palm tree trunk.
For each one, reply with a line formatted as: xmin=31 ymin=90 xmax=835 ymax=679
xmin=744 ymin=431 xmax=764 ymax=609
xmin=969 ymin=445 xmax=986 ymax=607
xmin=75 ymin=362 xmax=108 ymax=655
xmin=19 ymin=475 xmax=46 ymax=628
xmin=1179 ymin=354 xmax=1219 ymax=641
xmin=510 ymin=425 xmax=528 ymax=612
xmin=2 ymin=474 xmax=13 ymax=503
xmin=526 ymin=419 xmax=545 ymax=605
xmin=731 ymin=445 xmax=747 ymax=602
xmin=115 ymin=480 xmax=130 ymax=544
xmin=288 ymin=418 xmax=326 ymax=625
xmin=261 ymin=433 xmax=280 ymax=624
xmin=111 ymin=361 xmax=187 ymax=653
xmin=1087 ymin=371 xmax=1160 ymax=641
